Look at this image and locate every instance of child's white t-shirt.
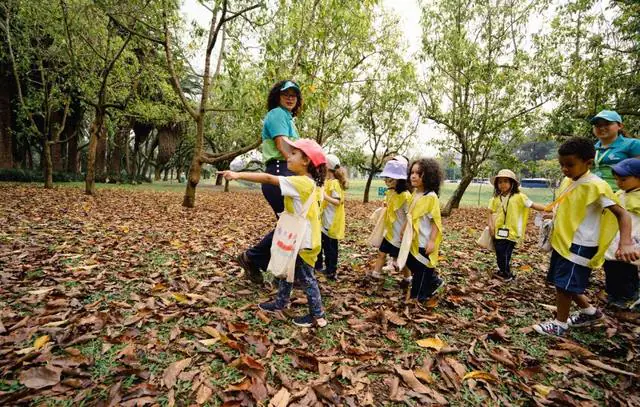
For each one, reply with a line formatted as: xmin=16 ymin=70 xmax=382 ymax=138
xmin=389 ymin=204 xmax=408 ymax=246
xmin=321 ymin=190 xmax=341 ymax=232
xmin=416 ymin=192 xmax=437 ymax=248
xmin=572 ymin=196 xmax=616 ymax=246
xmin=279 ymin=176 xmax=313 ymax=248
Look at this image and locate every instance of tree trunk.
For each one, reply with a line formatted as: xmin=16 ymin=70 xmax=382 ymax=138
xmin=442 ymin=172 xmax=475 ymax=216
xmin=95 ymin=129 xmax=107 ymax=182
xmin=182 ymin=117 xmax=204 ymax=208
xmin=109 ymin=126 xmax=129 ymax=183
xmin=51 ymin=141 xmax=64 ymax=172
xmin=66 ymin=130 xmax=79 ymax=173
xmin=0 ymin=79 xmax=13 ymax=169
xmin=43 ymin=139 xmax=53 ymax=188
xmin=224 ymin=178 xmax=229 ymax=192
xmin=215 ymin=173 xmax=223 ymax=185
xmin=363 ymin=169 xmax=375 ymax=203
xmin=85 ymin=116 xmax=104 ymax=195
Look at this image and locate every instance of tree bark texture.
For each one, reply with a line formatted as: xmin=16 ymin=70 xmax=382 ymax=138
xmin=0 ymin=76 xmax=13 ymax=169
xmin=363 ymin=170 xmax=375 ymax=204
xmin=442 ymin=172 xmax=474 ymax=216
xmin=43 ymin=139 xmax=53 ymax=188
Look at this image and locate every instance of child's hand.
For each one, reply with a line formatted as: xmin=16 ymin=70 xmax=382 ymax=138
xmin=616 ymin=243 xmax=640 ymax=263
xmin=220 ymin=170 xmax=239 ymax=181
xmin=425 ymin=240 xmax=435 ymax=255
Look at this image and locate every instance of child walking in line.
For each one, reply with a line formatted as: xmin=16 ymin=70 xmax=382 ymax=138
xmin=488 ymin=169 xmax=547 ymax=282
xmin=222 ymin=138 xmax=328 ymax=328
xmin=369 ymin=160 xmax=412 ymax=280
xmin=533 ymin=138 xmax=638 ymax=337
xmin=604 ymin=158 xmax=640 ymax=310
xmin=315 ymin=154 xmax=347 ymax=281
xmin=404 ymin=158 xmax=445 ymax=301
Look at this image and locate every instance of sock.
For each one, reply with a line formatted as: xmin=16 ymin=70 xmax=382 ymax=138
xmin=554 ymin=319 xmax=568 ymax=329
xmin=581 ymin=306 xmax=596 ymax=315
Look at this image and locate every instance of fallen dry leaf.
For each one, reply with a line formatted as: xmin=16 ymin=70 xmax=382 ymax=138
xmin=19 ymin=365 xmax=62 ymax=389
xmin=162 ymin=358 xmax=192 ymax=389
xmin=268 ymin=387 xmax=290 ymax=407
xmin=416 ymin=336 xmax=446 ymax=351
xmin=463 ymin=371 xmax=499 ymax=383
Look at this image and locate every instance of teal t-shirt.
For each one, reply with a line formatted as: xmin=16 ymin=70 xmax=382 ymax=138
xmin=594 ymin=135 xmax=640 ymax=189
xmin=261 ymin=107 xmax=299 ymax=162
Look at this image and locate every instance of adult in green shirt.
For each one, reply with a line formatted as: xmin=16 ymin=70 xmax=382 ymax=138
xmin=237 ymin=80 xmax=302 ymax=284
xmin=591 ymin=110 xmax=640 ymax=190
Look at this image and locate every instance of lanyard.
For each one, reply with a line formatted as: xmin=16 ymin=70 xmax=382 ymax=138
xmin=500 ymin=195 xmax=511 ymax=227
xmin=595 ymin=148 xmax=612 ymax=168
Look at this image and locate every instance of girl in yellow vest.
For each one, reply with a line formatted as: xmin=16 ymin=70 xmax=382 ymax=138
xmin=405 ymin=158 xmax=445 ymax=301
xmin=488 ymin=169 xmax=547 ymax=282
xmin=604 ymin=158 xmax=640 ymax=310
xmin=370 ymin=159 xmax=412 ymax=280
xmin=533 ymin=138 xmax=638 ymax=337
xmin=315 ymin=154 xmax=347 ymax=281
xmin=222 ymin=138 xmax=328 ymax=328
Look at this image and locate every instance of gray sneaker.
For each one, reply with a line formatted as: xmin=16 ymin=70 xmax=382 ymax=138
xmin=567 ymin=309 xmax=604 ymax=327
xmin=533 ymin=320 xmax=567 ymax=337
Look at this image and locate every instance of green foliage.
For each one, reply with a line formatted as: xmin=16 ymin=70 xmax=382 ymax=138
xmin=0 ymin=169 xmax=84 ymax=182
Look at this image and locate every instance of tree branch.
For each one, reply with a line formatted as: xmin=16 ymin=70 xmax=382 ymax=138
xmin=199 ymin=139 xmax=261 ymax=164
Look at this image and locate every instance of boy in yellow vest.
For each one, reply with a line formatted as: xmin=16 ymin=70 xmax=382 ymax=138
xmin=604 ymin=158 xmax=640 ymax=309
xmin=533 ymin=138 xmax=639 ymax=337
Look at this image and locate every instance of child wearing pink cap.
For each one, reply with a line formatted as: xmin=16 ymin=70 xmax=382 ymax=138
xmin=222 ymin=138 xmax=328 ymax=328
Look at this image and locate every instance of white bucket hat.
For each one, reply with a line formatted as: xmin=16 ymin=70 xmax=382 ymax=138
xmin=326 ymin=154 xmax=340 ymax=170
xmin=379 ymin=160 xmax=408 ymax=180
xmin=490 ymin=169 xmax=519 ymax=187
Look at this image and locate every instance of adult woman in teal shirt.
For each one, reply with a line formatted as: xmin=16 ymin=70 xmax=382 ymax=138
xmin=237 ymin=80 xmax=302 ymax=284
xmin=591 ymin=110 xmax=640 ymax=190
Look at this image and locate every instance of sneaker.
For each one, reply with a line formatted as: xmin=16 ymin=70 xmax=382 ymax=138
xmin=236 ymin=253 xmax=263 ymax=285
xmin=533 ymin=320 xmax=567 ymax=337
xmin=398 ymin=277 xmax=412 ymax=290
xmin=370 ymin=271 xmax=383 ymax=279
xmin=428 ymin=278 xmax=445 ymax=297
xmin=630 ymin=297 xmax=640 ymax=311
xmin=325 ymin=273 xmax=337 ymax=281
xmin=293 ymin=314 xmax=327 ymax=328
xmin=496 ymin=272 xmax=515 ymax=282
xmin=567 ymin=309 xmax=604 ymax=327
xmin=258 ymin=301 xmax=284 ymax=313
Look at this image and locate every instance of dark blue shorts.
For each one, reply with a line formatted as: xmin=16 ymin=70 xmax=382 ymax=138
xmin=546 ymin=244 xmax=598 ymax=294
xmin=379 ymin=238 xmax=400 ymax=258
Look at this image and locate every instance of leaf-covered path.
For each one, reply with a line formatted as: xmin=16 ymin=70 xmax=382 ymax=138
xmin=1 ymin=184 xmax=638 ymax=406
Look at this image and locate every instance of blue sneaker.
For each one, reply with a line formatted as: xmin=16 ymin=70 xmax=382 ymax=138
xmin=258 ymin=302 xmax=284 ymax=313
xmin=533 ymin=320 xmax=567 ymax=337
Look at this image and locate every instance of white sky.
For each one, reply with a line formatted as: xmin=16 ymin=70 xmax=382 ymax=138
xmin=179 ymin=0 xmax=615 ymax=160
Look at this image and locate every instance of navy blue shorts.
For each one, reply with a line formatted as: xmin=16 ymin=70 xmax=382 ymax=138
xmin=546 ymin=244 xmax=598 ymax=294
xmin=379 ymin=238 xmax=400 ymax=258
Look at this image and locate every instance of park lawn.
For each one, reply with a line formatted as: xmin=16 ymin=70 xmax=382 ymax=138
xmin=0 ymin=183 xmax=638 ymax=406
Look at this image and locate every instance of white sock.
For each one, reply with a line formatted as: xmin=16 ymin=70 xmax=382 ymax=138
xmin=581 ymin=306 xmax=596 ymax=315
xmin=554 ymin=319 xmax=568 ymax=329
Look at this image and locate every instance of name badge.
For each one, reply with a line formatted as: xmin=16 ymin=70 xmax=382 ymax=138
xmin=497 ymin=228 xmax=509 ymax=238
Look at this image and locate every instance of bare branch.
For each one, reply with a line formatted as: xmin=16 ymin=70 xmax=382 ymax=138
xmin=200 ymin=139 xmax=261 ymax=164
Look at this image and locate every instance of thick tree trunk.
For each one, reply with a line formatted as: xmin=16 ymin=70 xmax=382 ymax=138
xmin=442 ymin=172 xmax=475 ymax=216
xmin=65 ymin=130 xmax=78 ymax=173
xmin=224 ymin=178 xmax=229 ymax=192
xmin=182 ymin=119 xmax=203 ymax=208
xmin=110 ymin=126 xmax=129 ymax=183
xmin=51 ymin=142 xmax=64 ymax=172
xmin=363 ymin=170 xmax=375 ymax=203
xmin=85 ymin=117 xmax=104 ymax=195
xmin=0 ymin=80 xmax=13 ymax=169
xmin=43 ymin=139 xmax=53 ymax=188
xmin=215 ymin=173 xmax=223 ymax=185
xmin=95 ymin=130 xmax=107 ymax=182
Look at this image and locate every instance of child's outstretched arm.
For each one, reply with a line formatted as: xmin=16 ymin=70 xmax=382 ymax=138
xmin=221 ymin=170 xmax=279 ymax=185
xmin=529 ymin=202 xmax=551 ymax=212
xmin=608 ymin=204 xmax=640 ymax=263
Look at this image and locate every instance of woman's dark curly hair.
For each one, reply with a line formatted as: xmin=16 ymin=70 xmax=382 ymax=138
xmin=493 ymin=178 xmax=520 ymax=197
xmin=309 ymin=162 xmax=326 ymax=187
xmin=410 ymin=158 xmax=443 ymax=195
xmin=267 ymin=79 xmax=302 ymax=117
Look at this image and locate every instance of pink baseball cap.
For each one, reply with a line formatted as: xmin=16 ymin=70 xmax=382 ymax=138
xmin=283 ymin=138 xmax=327 ymax=167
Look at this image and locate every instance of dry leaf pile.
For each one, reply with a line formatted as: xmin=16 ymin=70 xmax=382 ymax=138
xmin=0 ymin=184 xmax=639 ymax=406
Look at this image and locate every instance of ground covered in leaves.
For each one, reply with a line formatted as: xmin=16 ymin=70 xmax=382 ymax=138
xmin=1 ymin=184 xmax=639 ymax=406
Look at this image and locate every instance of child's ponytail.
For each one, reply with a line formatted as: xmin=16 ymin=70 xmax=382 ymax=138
xmin=309 ymin=162 xmax=327 ymax=187
xmin=333 ymin=167 xmax=349 ymax=190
